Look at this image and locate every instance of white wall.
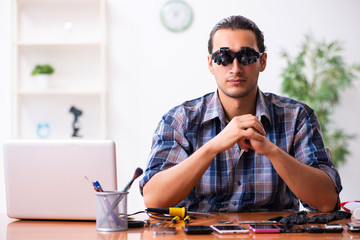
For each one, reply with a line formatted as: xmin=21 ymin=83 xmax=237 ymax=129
xmin=1 ymin=0 xmax=360 ymax=214
xmin=0 ymin=0 xmax=12 ymax=214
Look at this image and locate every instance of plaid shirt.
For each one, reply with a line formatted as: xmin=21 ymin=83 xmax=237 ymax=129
xmin=140 ymin=90 xmax=342 ymax=212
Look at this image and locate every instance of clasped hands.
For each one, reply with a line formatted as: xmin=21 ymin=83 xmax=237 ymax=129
xmin=213 ymin=114 xmax=275 ymax=155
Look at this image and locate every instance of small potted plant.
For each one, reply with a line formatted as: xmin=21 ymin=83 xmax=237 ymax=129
xmin=31 ymin=64 xmax=55 ymax=89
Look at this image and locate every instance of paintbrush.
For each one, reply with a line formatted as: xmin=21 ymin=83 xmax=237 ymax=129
xmin=122 ymin=167 xmax=143 ymax=192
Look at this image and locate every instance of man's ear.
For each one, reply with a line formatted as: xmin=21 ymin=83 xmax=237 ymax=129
xmin=208 ymin=55 xmax=214 ymax=75
xmin=259 ymin=52 xmax=267 ymax=72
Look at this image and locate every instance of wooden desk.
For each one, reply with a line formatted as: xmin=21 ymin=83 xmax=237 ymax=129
xmin=1 ymin=212 xmax=359 ymax=240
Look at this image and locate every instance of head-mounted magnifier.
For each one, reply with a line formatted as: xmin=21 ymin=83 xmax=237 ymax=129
xmin=211 ymin=47 xmax=263 ymax=66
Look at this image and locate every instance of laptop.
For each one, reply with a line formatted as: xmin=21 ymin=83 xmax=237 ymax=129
xmin=3 ymin=140 xmax=117 ymax=220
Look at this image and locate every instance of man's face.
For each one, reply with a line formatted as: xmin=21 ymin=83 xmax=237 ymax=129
xmin=208 ymin=29 xmax=267 ymax=100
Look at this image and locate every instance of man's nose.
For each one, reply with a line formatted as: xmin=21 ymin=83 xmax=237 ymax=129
xmin=229 ymin=58 xmax=244 ymax=74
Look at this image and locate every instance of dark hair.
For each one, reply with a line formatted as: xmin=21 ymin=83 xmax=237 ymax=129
xmin=208 ymin=15 xmax=266 ymax=54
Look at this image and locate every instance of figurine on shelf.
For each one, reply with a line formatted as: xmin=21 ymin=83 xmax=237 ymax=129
xmin=69 ymin=106 xmax=82 ymax=138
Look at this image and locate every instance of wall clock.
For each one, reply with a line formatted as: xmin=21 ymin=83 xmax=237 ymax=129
xmin=160 ymin=0 xmax=193 ymax=32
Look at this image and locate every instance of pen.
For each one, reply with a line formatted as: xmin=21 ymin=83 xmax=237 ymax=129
xmin=92 ymin=180 xmax=104 ymax=192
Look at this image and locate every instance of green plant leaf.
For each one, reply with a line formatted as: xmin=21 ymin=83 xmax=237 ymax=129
xmin=31 ymin=64 xmax=55 ymax=76
xmin=280 ymin=34 xmax=360 ymax=167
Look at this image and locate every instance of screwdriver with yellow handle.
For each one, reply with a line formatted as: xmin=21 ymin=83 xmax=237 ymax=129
xmin=146 ymin=207 xmax=211 ymax=218
xmin=146 ymin=207 xmax=187 ymax=218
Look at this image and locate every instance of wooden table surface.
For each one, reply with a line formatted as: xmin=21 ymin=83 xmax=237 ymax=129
xmin=1 ymin=211 xmax=359 ymax=240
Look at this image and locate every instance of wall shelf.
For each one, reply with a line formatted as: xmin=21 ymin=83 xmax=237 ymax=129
xmin=12 ymin=0 xmax=108 ymax=140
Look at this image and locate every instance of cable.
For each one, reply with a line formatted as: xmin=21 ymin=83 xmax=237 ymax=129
xmin=127 ymin=210 xmax=145 ymax=216
xmin=145 ymin=210 xmax=172 ymax=221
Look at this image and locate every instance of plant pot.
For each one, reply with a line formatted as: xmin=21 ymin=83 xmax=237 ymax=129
xmin=34 ymin=74 xmax=51 ymax=89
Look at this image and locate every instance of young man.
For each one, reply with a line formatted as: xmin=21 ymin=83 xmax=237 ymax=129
xmin=140 ymin=15 xmax=342 ymax=212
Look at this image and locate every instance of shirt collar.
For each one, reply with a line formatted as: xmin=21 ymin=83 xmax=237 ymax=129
xmin=201 ymin=89 xmax=272 ymax=132
xmin=202 ymin=91 xmax=227 ymax=127
xmin=255 ymin=89 xmax=272 ymax=132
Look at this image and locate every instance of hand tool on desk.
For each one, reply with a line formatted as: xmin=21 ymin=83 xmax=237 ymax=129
xmin=146 ymin=207 xmax=212 ymax=218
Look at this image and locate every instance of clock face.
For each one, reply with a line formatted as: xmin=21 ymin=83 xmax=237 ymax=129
xmin=160 ymin=0 xmax=193 ymax=32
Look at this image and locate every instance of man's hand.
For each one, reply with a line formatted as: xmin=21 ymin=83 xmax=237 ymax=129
xmin=210 ymin=114 xmax=266 ymax=153
xmin=248 ymin=136 xmax=278 ymax=155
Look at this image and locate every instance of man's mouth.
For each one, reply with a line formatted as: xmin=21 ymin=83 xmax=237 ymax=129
xmin=228 ymin=78 xmax=246 ymax=84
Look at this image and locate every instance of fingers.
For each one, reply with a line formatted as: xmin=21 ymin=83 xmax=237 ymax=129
xmin=234 ymin=115 xmax=266 ymax=136
xmin=238 ymin=140 xmax=251 ymax=152
xmin=214 ymin=114 xmax=266 ymax=153
xmin=238 ymin=127 xmax=266 ymax=152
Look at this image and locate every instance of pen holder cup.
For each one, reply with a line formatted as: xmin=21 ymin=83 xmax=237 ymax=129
xmin=95 ymin=191 xmax=128 ymax=231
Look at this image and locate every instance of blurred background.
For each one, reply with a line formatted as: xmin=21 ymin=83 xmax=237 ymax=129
xmin=0 ymin=0 xmax=359 ymax=214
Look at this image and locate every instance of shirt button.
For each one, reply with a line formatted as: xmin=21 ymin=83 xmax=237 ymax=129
xmin=232 ymin=201 xmax=237 ymax=206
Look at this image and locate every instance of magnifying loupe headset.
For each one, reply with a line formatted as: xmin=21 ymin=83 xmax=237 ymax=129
xmin=211 ymin=46 xmax=263 ymax=66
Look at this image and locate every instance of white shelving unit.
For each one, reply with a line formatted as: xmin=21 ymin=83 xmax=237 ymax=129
xmin=12 ymin=0 xmax=107 ymax=139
